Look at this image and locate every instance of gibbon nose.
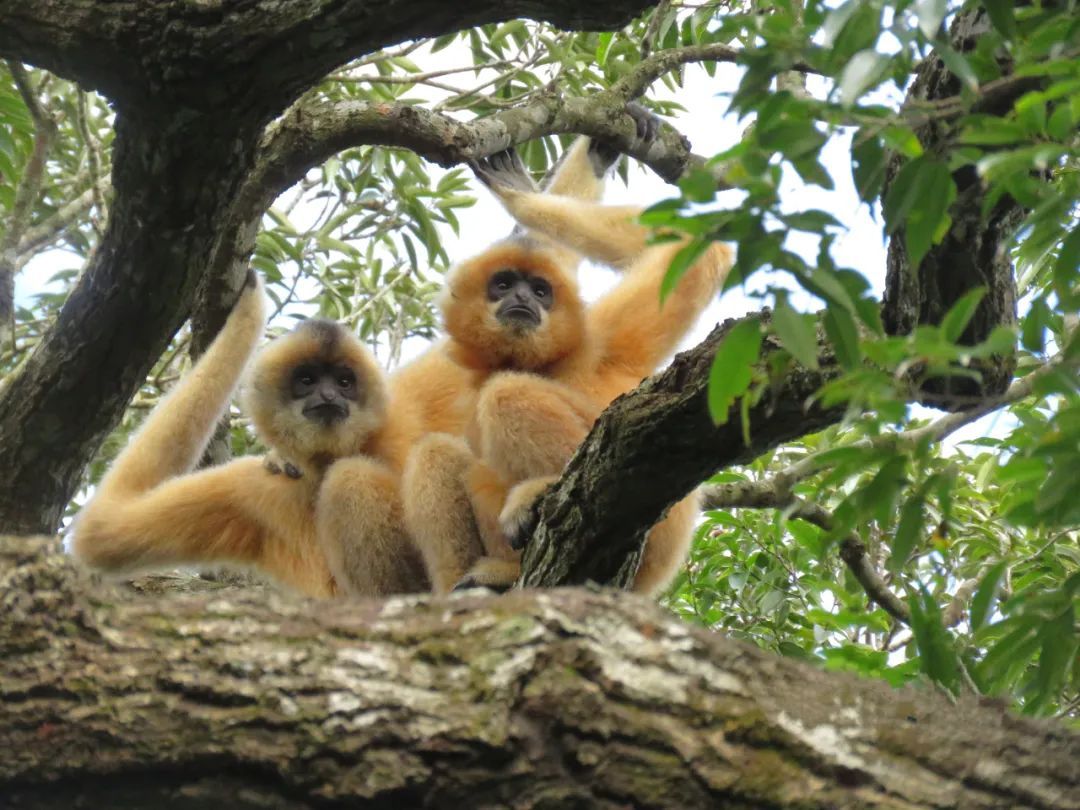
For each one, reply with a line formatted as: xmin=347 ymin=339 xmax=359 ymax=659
xmin=318 ymin=384 xmax=338 ymax=403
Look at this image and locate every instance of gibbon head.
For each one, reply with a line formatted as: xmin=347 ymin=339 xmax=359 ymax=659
xmin=244 ymin=319 xmax=388 ymax=466
xmin=441 ymin=237 xmax=586 ymax=370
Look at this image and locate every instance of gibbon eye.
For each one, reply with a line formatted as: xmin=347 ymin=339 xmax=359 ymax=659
xmin=487 ymin=269 xmax=520 ymax=301
xmin=337 ymin=372 xmax=355 ymax=388
xmin=532 ymin=281 xmax=550 ymax=299
xmin=292 ymin=366 xmax=318 ymax=388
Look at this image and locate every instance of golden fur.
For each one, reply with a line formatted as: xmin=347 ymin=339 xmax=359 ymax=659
xmin=73 ymin=276 xmax=426 ymax=597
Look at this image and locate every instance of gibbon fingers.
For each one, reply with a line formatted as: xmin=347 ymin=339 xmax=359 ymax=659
xmin=405 ymin=142 xmax=733 ymax=595
xmin=73 ymin=272 xmax=427 ymax=598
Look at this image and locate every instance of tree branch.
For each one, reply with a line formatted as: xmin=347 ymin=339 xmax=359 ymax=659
xmin=0 ymin=0 xmax=657 ymax=113
xmin=2 ymin=535 xmax=1077 ymax=808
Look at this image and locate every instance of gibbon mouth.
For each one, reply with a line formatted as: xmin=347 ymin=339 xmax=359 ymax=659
xmin=303 ymin=402 xmax=348 ymax=424
xmin=497 ymin=304 xmax=541 ymax=327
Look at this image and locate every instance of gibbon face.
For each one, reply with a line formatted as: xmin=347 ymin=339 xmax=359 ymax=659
xmin=442 ymin=238 xmax=586 ymax=371
xmin=244 ymin=319 xmax=388 ymax=465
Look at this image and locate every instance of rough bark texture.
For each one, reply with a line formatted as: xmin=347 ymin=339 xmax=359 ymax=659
xmin=881 ymin=8 xmax=1022 ymax=408
xmin=0 ymin=116 xmax=259 ymax=534
xmin=2 ymin=535 xmax=1078 ymax=810
xmin=0 ymin=0 xmax=658 ymax=534
xmin=0 ymin=1 xmax=656 ymax=113
xmin=521 ymin=314 xmax=847 ymax=589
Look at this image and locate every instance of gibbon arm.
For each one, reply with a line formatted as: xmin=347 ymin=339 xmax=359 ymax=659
xmin=73 ymin=274 xmax=283 ymax=574
xmin=89 ymin=273 xmax=266 ymax=502
xmin=74 ymin=458 xmax=308 ymax=574
xmin=588 ymin=240 xmax=733 ymax=377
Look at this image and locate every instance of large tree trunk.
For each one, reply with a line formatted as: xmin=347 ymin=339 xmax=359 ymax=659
xmin=2 ymin=536 xmax=1077 ymax=809
xmin=881 ymin=8 xmax=1024 ymax=408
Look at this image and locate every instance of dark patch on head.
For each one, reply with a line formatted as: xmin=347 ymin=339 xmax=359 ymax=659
xmin=294 ymin=318 xmax=341 ymax=356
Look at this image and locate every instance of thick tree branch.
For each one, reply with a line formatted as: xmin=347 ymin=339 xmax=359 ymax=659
xmin=2 ymin=536 xmax=1078 ymax=809
xmin=0 ymin=0 xmax=656 ymax=113
xmin=519 ymin=315 xmax=848 ymax=590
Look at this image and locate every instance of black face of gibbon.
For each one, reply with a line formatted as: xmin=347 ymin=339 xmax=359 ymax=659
xmin=291 ymin=363 xmax=359 ymax=426
xmin=486 ymin=268 xmax=554 ymax=330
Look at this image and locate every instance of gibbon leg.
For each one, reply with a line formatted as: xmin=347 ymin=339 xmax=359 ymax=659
xmin=451 ymin=461 xmax=523 ymax=593
xmin=632 ymin=491 xmax=700 ymax=596
xmin=402 ymin=434 xmax=484 ymax=594
xmin=472 ymin=372 xmax=599 ymax=484
xmin=317 ymin=456 xmax=428 ymax=597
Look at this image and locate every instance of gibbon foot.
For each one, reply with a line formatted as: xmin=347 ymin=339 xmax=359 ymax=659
xmin=452 ymin=556 xmax=521 ymax=592
xmin=588 ymin=101 xmax=663 ymax=170
xmin=500 ymin=475 xmax=558 ymax=551
xmin=469 ymin=148 xmax=535 ymax=194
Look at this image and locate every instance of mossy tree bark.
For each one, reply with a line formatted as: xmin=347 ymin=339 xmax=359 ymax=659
xmin=2 ymin=536 xmax=1078 ymax=809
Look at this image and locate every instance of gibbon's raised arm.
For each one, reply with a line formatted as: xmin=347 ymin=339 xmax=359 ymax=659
xmin=71 ymin=274 xmax=290 ymax=577
xmin=91 ymin=272 xmax=267 ymax=504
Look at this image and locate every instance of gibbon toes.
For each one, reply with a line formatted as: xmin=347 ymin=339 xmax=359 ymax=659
xmin=626 ymin=101 xmax=661 ymax=143
xmin=588 ymin=101 xmax=664 ymax=171
xmin=452 ymin=556 xmax=521 ymax=592
xmin=500 ymin=475 xmax=557 ymax=550
xmin=469 ymin=148 xmax=534 ymax=194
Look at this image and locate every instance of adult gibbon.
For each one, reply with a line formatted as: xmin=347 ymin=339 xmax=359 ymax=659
xmin=403 ymin=147 xmax=733 ymax=594
xmin=73 ymin=272 xmax=427 ymax=598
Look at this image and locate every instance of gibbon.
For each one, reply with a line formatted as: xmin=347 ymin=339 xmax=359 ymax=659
xmin=72 ymin=272 xmax=427 ymax=598
xmin=403 ymin=146 xmax=733 ymax=595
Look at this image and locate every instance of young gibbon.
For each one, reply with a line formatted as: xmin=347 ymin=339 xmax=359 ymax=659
xmin=72 ymin=272 xmax=427 ymax=598
xmin=402 ymin=147 xmax=734 ymax=595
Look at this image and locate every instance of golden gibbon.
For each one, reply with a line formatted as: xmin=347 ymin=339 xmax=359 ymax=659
xmin=72 ymin=272 xmax=427 ymax=597
xmin=402 ymin=145 xmax=733 ymax=594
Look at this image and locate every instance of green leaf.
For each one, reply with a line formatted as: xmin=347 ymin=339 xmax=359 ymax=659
xmin=660 ymin=238 xmax=710 ymax=303
xmin=915 ymin=0 xmax=947 ymax=39
xmin=851 ymin=132 xmax=887 ymax=203
xmin=908 ymin=588 xmax=961 ymax=693
xmin=936 ymin=43 xmax=979 ymax=91
xmin=941 ymin=287 xmax=987 ymax=343
xmin=1021 ymin=297 xmax=1051 ymax=353
xmin=903 ymin=163 xmax=957 ymax=267
xmin=824 ymin=307 xmax=861 ymax=369
xmin=595 ymin=32 xmax=614 ymax=66
xmin=707 ymin=319 xmax=763 ymax=425
xmin=838 ymin=50 xmax=889 ymax=105
xmin=983 ymin=0 xmax=1016 ymax=40
xmin=888 ymin=492 xmax=925 ymax=573
xmin=1053 ymin=226 xmax=1080 ymax=305
xmin=970 ymin=561 xmax=1008 ymax=631
xmin=772 ymin=292 xmax=820 ymax=370
xmin=1029 ymin=604 xmax=1077 ymax=714
xmin=882 ymin=156 xmax=926 ymax=235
